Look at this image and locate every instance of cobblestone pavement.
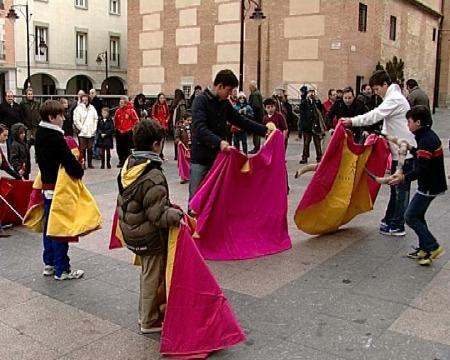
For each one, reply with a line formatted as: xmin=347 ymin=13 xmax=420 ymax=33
xmin=1 ymin=110 xmax=450 ymax=359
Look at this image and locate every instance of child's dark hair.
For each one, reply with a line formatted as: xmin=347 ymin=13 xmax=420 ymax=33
xmin=263 ymin=98 xmax=276 ymax=107
xmin=213 ymin=69 xmax=239 ymax=88
xmin=369 ymin=70 xmax=392 ymax=87
xmin=343 ymin=86 xmax=354 ymax=96
xmin=101 ymin=107 xmax=110 ymax=113
xmin=405 ymin=105 xmax=432 ymax=127
xmin=133 ymin=119 xmax=164 ymax=151
xmin=40 ymin=100 xmax=65 ymax=122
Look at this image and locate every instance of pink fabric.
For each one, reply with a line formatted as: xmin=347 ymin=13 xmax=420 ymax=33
xmin=189 ymin=130 xmax=291 ymax=260
xmin=108 ymin=209 xmax=122 ymax=250
xmin=160 ymin=220 xmax=246 ymax=358
xmin=298 ymin=122 xmax=389 ymax=210
xmin=177 ymin=142 xmax=190 ymax=182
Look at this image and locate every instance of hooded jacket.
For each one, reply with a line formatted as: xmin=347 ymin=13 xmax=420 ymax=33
xmin=10 ymin=123 xmax=30 ymax=178
xmin=351 ymin=84 xmax=417 ymax=160
xmin=73 ymin=103 xmax=98 ymax=137
xmin=116 ymin=152 xmax=182 ymax=255
xmin=114 ymin=103 xmax=139 ymax=134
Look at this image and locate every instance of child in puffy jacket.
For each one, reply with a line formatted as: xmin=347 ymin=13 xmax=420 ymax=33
xmin=10 ymin=123 xmax=30 ymax=180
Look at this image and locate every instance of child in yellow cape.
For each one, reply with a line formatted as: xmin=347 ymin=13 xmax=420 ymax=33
xmin=24 ymin=100 xmax=101 ymax=280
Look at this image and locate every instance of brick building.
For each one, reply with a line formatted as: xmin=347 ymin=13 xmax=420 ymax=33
xmin=0 ymin=0 xmax=16 ymax=98
xmin=128 ymin=0 xmax=441 ymax=102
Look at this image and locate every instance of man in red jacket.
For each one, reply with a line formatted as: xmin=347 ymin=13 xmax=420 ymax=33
xmin=114 ymin=96 xmax=139 ymax=167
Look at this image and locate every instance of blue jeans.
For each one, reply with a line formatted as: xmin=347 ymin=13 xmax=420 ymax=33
xmin=42 ymin=198 xmax=70 ymax=277
xmin=188 ymin=163 xmax=212 ymax=203
xmin=382 ymin=159 xmax=412 ymax=229
xmin=405 ymin=193 xmax=439 ymax=252
xmin=232 ymin=132 xmax=248 ymax=154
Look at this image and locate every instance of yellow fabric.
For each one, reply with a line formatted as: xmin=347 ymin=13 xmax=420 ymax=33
xmin=165 ymin=226 xmax=179 ymax=301
xmin=295 ymin=138 xmax=373 ymax=235
xmin=120 ymin=158 xmax=150 ymax=188
xmin=23 ymin=173 xmax=45 ymax=232
xmin=46 ymin=167 xmax=102 ymax=237
xmin=132 ymin=254 xmax=141 ymax=266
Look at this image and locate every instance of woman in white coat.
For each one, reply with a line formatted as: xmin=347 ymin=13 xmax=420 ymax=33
xmin=73 ymin=94 xmax=98 ymax=168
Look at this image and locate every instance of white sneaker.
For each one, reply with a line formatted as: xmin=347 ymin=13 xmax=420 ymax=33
xmin=42 ymin=265 xmax=55 ymax=276
xmin=54 ymin=269 xmax=84 ymax=281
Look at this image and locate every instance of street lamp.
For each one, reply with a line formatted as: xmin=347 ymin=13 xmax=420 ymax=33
xmin=96 ymin=51 xmax=109 ymax=93
xmin=239 ymin=0 xmax=266 ymax=91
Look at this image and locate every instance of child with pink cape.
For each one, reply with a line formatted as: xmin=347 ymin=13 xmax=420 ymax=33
xmin=109 ymin=215 xmax=246 ymax=358
xmin=189 ymin=130 xmax=291 ymax=260
xmin=177 ymin=142 xmax=190 ymax=183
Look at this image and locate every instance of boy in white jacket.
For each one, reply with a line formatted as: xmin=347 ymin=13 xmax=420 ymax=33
xmin=342 ymin=70 xmax=416 ymax=236
xmin=73 ymin=94 xmax=98 ymax=169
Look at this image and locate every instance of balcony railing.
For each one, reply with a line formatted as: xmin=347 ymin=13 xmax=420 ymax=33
xmin=75 ymin=50 xmax=88 ymax=65
xmin=0 ymin=41 xmax=5 ymax=61
xmin=35 ymin=47 xmax=48 ymax=63
xmin=110 ymin=53 xmax=120 ymax=68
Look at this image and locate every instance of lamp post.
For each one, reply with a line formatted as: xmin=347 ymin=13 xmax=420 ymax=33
xmin=239 ymin=0 xmax=266 ymax=91
xmin=96 ymin=51 xmax=109 ymax=93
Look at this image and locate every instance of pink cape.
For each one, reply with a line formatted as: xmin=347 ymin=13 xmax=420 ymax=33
xmin=0 ymin=179 xmax=33 ymax=224
xmin=160 ymin=220 xmax=246 ymax=358
xmin=177 ymin=142 xmax=190 ymax=182
xmin=295 ymin=122 xmax=390 ymax=234
xmin=189 ymin=130 xmax=292 ymax=260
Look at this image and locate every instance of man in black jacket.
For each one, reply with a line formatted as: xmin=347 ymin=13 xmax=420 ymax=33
xmin=388 ymin=105 xmax=446 ymax=266
xmin=0 ymin=90 xmax=23 ymax=158
xmin=327 ymin=86 xmax=368 ymax=143
xmin=189 ymin=70 xmax=274 ymax=201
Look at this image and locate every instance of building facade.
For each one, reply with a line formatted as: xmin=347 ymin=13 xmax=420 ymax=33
xmin=0 ymin=0 xmax=17 ymax=98
xmin=437 ymin=0 xmax=450 ymax=106
xmin=11 ymin=0 xmax=128 ymax=95
xmin=129 ymin=0 xmax=441 ymax=102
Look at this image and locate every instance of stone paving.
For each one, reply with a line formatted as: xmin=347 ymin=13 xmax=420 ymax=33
xmin=1 ymin=111 xmax=450 ymax=359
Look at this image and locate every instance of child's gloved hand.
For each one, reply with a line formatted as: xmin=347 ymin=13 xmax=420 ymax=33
xmin=166 ymin=208 xmax=183 ymax=227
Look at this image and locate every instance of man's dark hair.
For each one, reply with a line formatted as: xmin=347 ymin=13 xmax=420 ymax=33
xmin=327 ymin=88 xmax=335 ymax=97
xmin=263 ymin=98 xmax=276 ymax=107
xmin=406 ymin=105 xmax=432 ymax=127
xmin=40 ymin=100 xmax=65 ymax=122
xmin=133 ymin=119 xmax=164 ymax=151
xmin=0 ymin=123 xmax=7 ymax=134
xmin=369 ymin=70 xmax=392 ymax=87
xmin=406 ymin=79 xmax=418 ymax=89
xmin=213 ymin=69 xmax=239 ymax=88
xmin=343 ymin=86 xmax=354 ymax=96
xmin=194 ymin=85 xmax=202 ymax=91
xmin=361 ymin=83 xmax=370 ymax=92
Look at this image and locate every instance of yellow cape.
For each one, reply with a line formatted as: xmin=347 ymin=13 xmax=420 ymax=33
xmin=23 ymin=168 xmax=102 ymax=237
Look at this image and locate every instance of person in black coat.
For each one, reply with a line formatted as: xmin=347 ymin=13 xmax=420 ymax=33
xmin=96 ymin=107 xmax=115 ymax=169
xmin=0 ymin=90 xmax=23 ymax=158
xmin=10 ymin=123 xmax=31 ymax=180
xmin=299 ymin=86 xmax=324 ymax=164
xmin=189 ymin=70 xmax=272 ymax=201
xmin=327 ymin=87 xmax=368 ymax=143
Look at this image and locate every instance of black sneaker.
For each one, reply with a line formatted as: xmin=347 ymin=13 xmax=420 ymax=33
xmin=299 ymin=159 xmax=307 ymax=164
